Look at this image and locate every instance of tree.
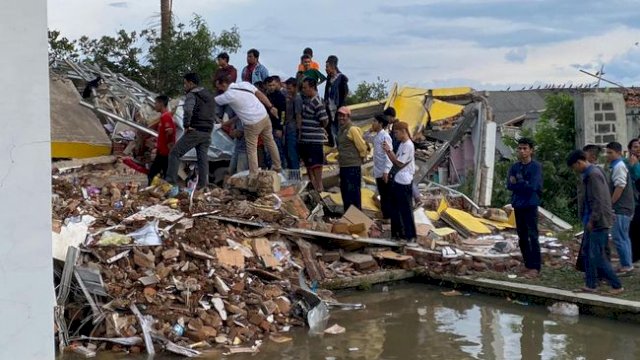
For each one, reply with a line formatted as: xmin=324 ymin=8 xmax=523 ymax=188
xmin=160 ymin=0 xmax=172 ymax=42
xmin=48 ymin=30 xmax=79 ymax=61
xmin=492 ymin=93 xmax=579 ymax=224
xmin=146 ymin=16 xmax=241 ymax=95
xmin=47 ymin=15 xmax=241 ymax=96
xmin=346 ymin=77 xmax=389 ymax=105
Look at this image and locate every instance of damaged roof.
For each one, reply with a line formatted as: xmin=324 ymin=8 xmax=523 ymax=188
xmin=487 ymin=90 xmax=548 ymax=125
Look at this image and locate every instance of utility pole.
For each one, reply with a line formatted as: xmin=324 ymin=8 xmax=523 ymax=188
xmin=160 ymin=0 xmax=172 ymax=42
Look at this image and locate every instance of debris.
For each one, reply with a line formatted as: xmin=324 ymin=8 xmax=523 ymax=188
xmin=252 ymin=237 xmax=280 ymax=269
xmin=98 ymin=231 xmax=132 ymax=246
xmin=269 ymin=334 xmax=293 ymax=343
xmin=125 ymin=204 xmax=184 ymax=223
xmin=129 ymin=304 xmax=155 ymax=355
xmin=106 ymin=250 xmax=131 ymax=264
xmin=341 ymin=253 xmax=378 ymax=271
xmin=548 ymin=302 xmax=579 ymax=317
xmin=215 ymin=247 xmax=245 ymax=268
xmin=52 ymin=215 xmax=95 ymax=261
xmin=324 ymin=324 xmax=346 ymax=335
xmin=75 ymin=336 xmax=143 ymax=346
xmin=128 ymin=220 xmax=162 ymax=246
xmin=441 ymin=290 xmax=462 ymax=297
xmin=296 ymin=239 xmax=324 ymax=281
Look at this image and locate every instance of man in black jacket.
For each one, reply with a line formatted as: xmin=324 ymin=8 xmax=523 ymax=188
xmin=567 ymin=150 xmax=623 ymax=294
xmin=166 ymin=73 xmax=216 ymax=194
xmin=324 ymin=55 xmax=348 ymax=147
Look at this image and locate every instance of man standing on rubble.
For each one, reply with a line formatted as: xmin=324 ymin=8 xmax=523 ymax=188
xmin=148 ymin=95 xmax=176 ymax=186
xmin=383 ymin=121 xmax=417 ymax=242
xmin=284 ymin=77 xmax=303 ymax=173
xmin=365 ymin=115 xmax=393 ymax=221
xmin=605 ymin=142 xmax=635 ymax=274
xmin=324 ymin=55 xmax=349 ymax=147
xmin=299 ymin=77 xmax=329 ymax=192
xmin=337 ymin=107 xmax=367 ymax=212
xmin=507 ymin=137 xmax=543 ymax=279
xmin=214 ymin=74 xmax=282 ymax=176
xmin=626 ymin=138 xmax=640 ymax=262
xmin=242 ymin=49 xmax=269 ymax=85
xmin=384 ymin=107 xmax=401 ymax=152
xmin=567 ymin=150 xmax=624 ymax=294
xmin=166 ymin=73 xmax=216 ymax=194
xmin=264 ymin=76 xmax=287 ymax=169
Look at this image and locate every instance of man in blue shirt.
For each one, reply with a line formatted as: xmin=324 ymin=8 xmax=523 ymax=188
xmin=507 ymin=138 xmax=543 ymax=278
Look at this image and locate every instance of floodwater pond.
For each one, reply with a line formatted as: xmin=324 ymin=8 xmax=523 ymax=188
xmin=61 ymin=282 xmax=640 ymax=360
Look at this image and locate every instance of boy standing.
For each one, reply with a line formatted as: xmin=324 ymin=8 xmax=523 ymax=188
xmin=365 ymin=115 xmax=393 ymax=221
xmin=148 ymin=95 xmax=176 ymax=185
xmin=507 ymin=138 xmax=543 ymax=278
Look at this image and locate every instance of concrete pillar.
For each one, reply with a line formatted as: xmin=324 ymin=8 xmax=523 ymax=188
xmin=0 ymin=1 xmax=54 ymax=359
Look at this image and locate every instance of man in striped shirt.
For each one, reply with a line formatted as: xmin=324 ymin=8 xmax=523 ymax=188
xmin=299 ymin=77 xmax=329 ymax=192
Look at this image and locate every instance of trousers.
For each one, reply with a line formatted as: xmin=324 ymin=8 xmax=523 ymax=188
xmin=166 ymin=130 xmax=211 ymax=188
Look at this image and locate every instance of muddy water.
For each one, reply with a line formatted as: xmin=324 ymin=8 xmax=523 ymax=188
xmin=62 ymin=283 xmax=640 ymax=360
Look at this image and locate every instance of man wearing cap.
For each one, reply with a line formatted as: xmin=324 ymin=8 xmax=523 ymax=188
xmin=337 ymin=106 xmax=368 ymax=212
xmin=365 ymin=115 xmax=393 ymax=221
xmin=383 ymin=121 xmax=417 ymax=242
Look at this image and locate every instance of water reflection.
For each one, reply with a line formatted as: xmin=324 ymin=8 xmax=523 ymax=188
xmin=64 ymin=283 xmax=640 ymax=360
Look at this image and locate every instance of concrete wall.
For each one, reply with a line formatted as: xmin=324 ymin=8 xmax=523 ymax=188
xmin=574 ymin=92 xmax=627 ymax=149
xmin=0 ymin=1 xmax=54 ymax=359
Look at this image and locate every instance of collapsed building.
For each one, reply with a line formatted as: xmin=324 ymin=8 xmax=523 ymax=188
xmin=50 ymin=61 xmax=575 ymax=357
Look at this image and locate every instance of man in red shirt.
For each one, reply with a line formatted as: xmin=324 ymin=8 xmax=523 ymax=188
xmin=148 ymin=95 xmax=176 ymax=185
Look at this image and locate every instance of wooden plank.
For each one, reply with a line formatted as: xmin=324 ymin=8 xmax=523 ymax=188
xmin=283 ymin=228 xmax=399 ymax=248
xmin=296 ymin=239 xmax=324 ymax=281
xmin=321 ymin=269 xmax=417 ymax=290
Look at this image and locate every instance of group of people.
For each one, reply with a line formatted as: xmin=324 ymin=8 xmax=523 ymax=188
xmin=146 ymin=47 xmax=419 ymax=242
xmin=508 ymin=137 xmax=640 ymax=294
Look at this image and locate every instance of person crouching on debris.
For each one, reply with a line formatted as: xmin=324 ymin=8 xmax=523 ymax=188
xmin=567 ymin=150 xmax=624 ymax=295
xmin=365 ymin=115 xmax=393 ymax=222
xmin=337 ymin=106 xmax=367 ymax=212
xmin=507 ymin=137 xmax=543 ymax=279
xmin=166 ymin=73 xmax=216 ymax=196
xmin=148 ymin=95 xmax=176 ymax=186
xmin=383 ymin=121 xmax=417 ymax=242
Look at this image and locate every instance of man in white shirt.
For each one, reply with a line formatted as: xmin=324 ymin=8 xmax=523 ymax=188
xmin=365 ymin=115 xmax=393 ymax=221
xmin=214 ymin=74 xmax=282 ymax=175
xmin=383 ymin=121 xmax=416 ymax=242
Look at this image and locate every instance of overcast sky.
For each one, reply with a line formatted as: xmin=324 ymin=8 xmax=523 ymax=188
xmin=48 ymin=0 xmax=640 ymax=90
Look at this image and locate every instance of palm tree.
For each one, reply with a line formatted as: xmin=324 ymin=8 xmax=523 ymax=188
xmin=160 ymin=0 xmax=172 ymax=42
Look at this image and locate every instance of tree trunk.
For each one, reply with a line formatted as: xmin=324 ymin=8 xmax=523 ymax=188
xmin=160 ymin=0 xmax=172 ymax=42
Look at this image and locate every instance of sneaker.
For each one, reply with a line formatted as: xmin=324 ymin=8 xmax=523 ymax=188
xmin=608 ymin=287 xmax=625 ymax=296
xmin=166 ymin=185 xmax=180 ymax=198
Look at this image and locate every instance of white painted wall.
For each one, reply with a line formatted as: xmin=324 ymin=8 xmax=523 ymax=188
xmin=0 ymin=1 xmax=54 ymax=359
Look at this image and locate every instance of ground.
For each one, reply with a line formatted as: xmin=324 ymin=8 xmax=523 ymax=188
xmin=480 ymin=267 xmax=640 ymax=301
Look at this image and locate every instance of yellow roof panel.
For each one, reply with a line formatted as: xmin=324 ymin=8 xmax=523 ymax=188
xmin=445 ymin=208 xmax=492 ymax=235
xmin=322 ymin=188 xmax=380 ymax=212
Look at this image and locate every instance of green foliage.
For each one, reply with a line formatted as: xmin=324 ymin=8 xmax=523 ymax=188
xmin=346 ymin=77 xmax=389 ymax=105
xmin=492 ymin=94 xmax=580 ymax=225
xmin=48 ymin=15 xmax=241 ymax=96
xmin=48 ymin=30 xmax=79 ymax=61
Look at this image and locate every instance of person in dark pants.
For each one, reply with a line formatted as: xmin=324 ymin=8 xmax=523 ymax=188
xmin=625 ymin=138 xmax=640 ymax=263
xmin=284 ymin=77 xmax=302 ymax=172
xmin=264 ymin=76 xmax=287 ymax=169
xmin=147 ymin=95 xmax=176 ymax=185
xmin=567 ymin=150 xmax=624 ymax=294
xmin=337 ymin=106 xmax=367 ymax=212
xmin=324 ymin=55 xmax=348 ymax=147
xmin=165 ymin=73 xmax=216 ymax=195
xmin=384 ymin=107 xmax=401 ymax=153
xmin=384 ymin=121 xmax=416 ymax=242
xmin=507 ymin=137 xmax=543 ymax=278
xmin=365 ymin=115 xmax=393 ymax=221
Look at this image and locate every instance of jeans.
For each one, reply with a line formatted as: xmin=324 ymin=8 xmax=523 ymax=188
xmin=391 ymin=182 xmax=416 ymax=240
xmin=514 ymin=206 xmax=541 ymax=271
xmin=264 ymin=131 xmax=286 ymax=170
xmin=244 ymin=117 xmax=282 ymax=174
xmin=375 ymin=177 xmax=393 ymax=220
xmin=612 ymin=214 xmax=633 ymax=268
xmin=284 ymin=124 xmax=299 ymax=170
xmin=148 ymin=154 xmax=168 ymax=186
xmin=584 ymin=229 xmax=622 ymax=289
xmin=339 ymin=166 xmax=362 ymax=212
xmin=229 ymin=145 xmax=248 ymax=175
xmin=166 ymin=130 xmax=211 ymax=188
